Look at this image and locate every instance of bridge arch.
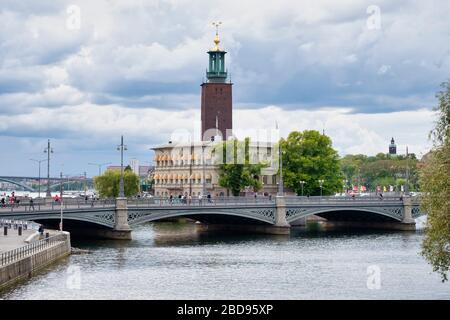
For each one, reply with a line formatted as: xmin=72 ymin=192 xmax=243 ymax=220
xmin=287 ymin=206 xmax=404 ymax=224
xmin=0 ymin=209 xmax=116 ymax=229
xmin=48 ymin=180 xmax=91 ymax=190
xmin=127 ymin=207 xmax=276 ymax=226
xmin=0 ymin=178 xmax=35 ymax=192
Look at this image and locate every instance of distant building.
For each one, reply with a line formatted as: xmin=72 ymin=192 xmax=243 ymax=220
xmin=389 ymin=137 xmax=397 ymax=155
xmin=129 ymin=158 xmax=140 ymax=175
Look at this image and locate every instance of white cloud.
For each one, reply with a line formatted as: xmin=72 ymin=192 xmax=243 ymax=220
xmin=0 ymin=103 xmax=434 ymax=157
xmin=0 ymin=0 xmax=446 ymax=175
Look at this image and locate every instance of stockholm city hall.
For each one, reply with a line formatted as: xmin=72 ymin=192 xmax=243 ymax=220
xmin=152 ymin=25 xmax=279 ymax=197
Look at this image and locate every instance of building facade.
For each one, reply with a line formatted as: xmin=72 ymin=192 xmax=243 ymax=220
xmin=152 ymin=141 xmax=279 ymax=198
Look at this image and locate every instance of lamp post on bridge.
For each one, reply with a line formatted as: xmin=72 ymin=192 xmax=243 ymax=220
xmin=59 ymin=171 xmax=64 ymax=231
xmin=29 ymin=158 xmax=47 ymax=198
xmin=278 ymin=140 xmax=284 ymax=196
xmin=343 ymin=179 xmax=348 ymax=195
xmin=405 ymin=146 xmax=410 ymax=196
xmin=202 ymin=143 xmax=206 ymax=198
xmin=43 ymin=139 xmax=53 ymax=198
xmin=299 ymin=180 xmax=305 ymax=196
xmin=318 ymin=179 xmax=324 ymax=198
xmin=117 ymin=136 xmax=127 ymax=198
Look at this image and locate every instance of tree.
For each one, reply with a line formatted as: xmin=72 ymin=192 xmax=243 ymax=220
xmin=420 ymin=81 xmax=450 ymax=282
xmin=216 ymin=138 xmax=266 ymax=196
xmin=94 ymin=169 xmax=140 ymax=198
xmin=281 ymin=130 xmax=343 ymax=196
xmin=340 ymin=154 xmax=419 ymax=192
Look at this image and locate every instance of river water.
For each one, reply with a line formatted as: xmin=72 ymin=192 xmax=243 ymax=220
xmin=1 ymin=220 xmax=449 ymax=300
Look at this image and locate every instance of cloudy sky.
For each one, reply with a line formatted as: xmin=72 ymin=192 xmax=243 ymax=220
xmin=0 ymin=0 xmax=448 ymax=177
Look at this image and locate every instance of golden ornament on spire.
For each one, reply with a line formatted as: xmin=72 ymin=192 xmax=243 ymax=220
xmin=212 ymin=21 xmax=222 ymax=51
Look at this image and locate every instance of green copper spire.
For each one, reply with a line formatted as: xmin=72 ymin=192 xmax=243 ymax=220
xmin=206 ymin=22 xmax=227 ymax=82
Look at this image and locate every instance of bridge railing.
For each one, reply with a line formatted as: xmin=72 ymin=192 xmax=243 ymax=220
xmin=284 ymin=195 xmax=405 ymax=205
xmin=0 ymin=232 xmax=68 ymax=267
xmin=0 ymin=198 xmax=116 ymax=212
xmin=127 ymin=196 xmax=275 ymax=207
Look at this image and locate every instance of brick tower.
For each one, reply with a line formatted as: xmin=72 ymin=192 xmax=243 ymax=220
xmin=201 ymin=24 xmax=232 ymax=141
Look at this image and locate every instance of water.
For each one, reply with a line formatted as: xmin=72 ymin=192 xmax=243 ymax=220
xmin=1 ymin=221 xmax=449 ymax=300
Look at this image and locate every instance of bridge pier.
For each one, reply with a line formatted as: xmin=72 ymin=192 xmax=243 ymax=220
xmin=272 ymin=196 xmax=291 ymax=234
xmin=400 ymin=196 xmax=416 ymax=231
xmin=107 ymin=197 xmax=132 ymax=240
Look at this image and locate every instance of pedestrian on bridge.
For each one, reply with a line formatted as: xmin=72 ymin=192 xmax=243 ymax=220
xmin=29 ymin=198 xmax=35 ymax=211
xmin=1 ymin=197 xmax=5 ymax=207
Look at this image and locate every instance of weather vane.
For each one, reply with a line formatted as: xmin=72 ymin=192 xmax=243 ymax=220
xmin=211 ymin=21 xmax=223 ymax=51
xmin=212 ymin=21 xmax=222 ymax=36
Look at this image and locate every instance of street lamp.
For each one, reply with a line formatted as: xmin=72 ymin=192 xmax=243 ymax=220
xmin=342 ymin=179 xmax=348 ymax=194
xmin=117 ymin=136 xmax=127 ymax=198
xmin=299 ymin=180 xmax=306 ymax=196
xmin=29 ymin=158 xmax=47 ymax=198
xmin=278 ymin=140 xmax=284 ymax=196
xmin=43 ymin=139 xmax=53 ymax=197
xmin=59 ymin=171 xmax=64 ymax=231
xmin=202 ymin=143 xmax=206 ymax=198
xmin=405 ymin=146 xmax=410 ymax=195
xmin=318 ymin=179 xmax=324 ymax=197
xmin=88 ymin=162 xmax=112 ymax=176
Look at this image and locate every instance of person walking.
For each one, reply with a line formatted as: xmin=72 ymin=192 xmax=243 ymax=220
xmin=38 ymin=224 xmax=44 ymax=239
xmin=29 ymin=198 xmax=35 ymax=211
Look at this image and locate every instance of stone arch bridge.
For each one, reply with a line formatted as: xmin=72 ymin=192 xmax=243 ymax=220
xmin=0 ymin=196 xmax=424 ymax=239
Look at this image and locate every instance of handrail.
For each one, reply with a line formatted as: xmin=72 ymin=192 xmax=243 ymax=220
xmin=0 ymin=232 xmax=67 ymax=267
xmin=0 ymin=195 xmax=421 ymax=213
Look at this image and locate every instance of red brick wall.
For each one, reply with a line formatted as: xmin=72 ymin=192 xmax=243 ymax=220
xmin=201 ymin=83 xmax=233 ymax=141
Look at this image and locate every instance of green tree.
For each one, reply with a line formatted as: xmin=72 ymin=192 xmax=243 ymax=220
xmin=94 ymin=169 xmax=140 ymax=198
xmin=340 ymin=153 xmax=419 ymax=192
xmin=420 ymin=81 xmax=450 ymax=282
xmin=281 ymin=130 xmax=343 ymax=196
xmin=216 ymin=138 xmax=266 ymax=196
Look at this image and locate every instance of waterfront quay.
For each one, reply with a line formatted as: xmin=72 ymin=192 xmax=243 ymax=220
xmin=0 ymin=220 xmax=71 ymax=291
